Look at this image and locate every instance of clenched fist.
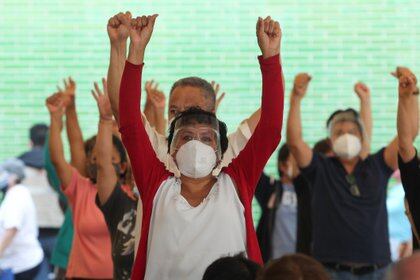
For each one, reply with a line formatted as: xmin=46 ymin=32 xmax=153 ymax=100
xmin=354 ymin=82 xmax=370 ymax=101
xmin=392 ymin=66 xmax=419 ymax=96
xmin=256 ymin=16 xmax=281 ymax=59
xmin=129 ymin=14 xmax=158 ymax=50
xmin=292 ymin=73 xmax=312 ymax=98
xmin=107 ymin=12 xmax=131 ymax=44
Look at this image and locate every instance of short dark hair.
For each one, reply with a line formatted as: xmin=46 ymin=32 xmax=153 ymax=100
xmin=277 ymin=144 xmax=291 ymax=177
xmin=167 ymin=107 xmax=228 ymax=156
xmin=30 ymin=124 xmax=48 ymax=147
xmin=313 ymin=138 xmax=332 ymax=155
xmin=83 ymin=135 xmax=127 ymax=164
xmin=170 ymin=77 xmax=216 ymax=111
xmin=202 ymin=253 xmax=261 ymax=280
xmin=260 ymin=254 xmax=330 ymax=280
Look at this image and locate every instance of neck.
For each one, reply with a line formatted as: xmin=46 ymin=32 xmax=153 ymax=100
xmin=339 ymin=156 xmax=360 ymax=174
xmin=281 ymin=176 xmax=293 ymax=184
xmin=180 ymin=174 xmax=216 ymax=207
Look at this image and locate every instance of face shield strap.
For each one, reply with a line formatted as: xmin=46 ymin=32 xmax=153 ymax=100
xmin=170 ymin=113 xmax=221 ymax=159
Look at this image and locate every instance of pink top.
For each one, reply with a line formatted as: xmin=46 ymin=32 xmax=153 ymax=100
xmin=63 ymin=168 xmax=113 ymax=279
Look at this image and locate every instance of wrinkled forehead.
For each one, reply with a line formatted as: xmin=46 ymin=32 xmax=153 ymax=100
xmin=169 ymin=86 xmax=211 ymax=110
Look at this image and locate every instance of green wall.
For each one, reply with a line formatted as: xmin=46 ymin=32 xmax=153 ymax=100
xmin=0 ymin=0 xmax=419 ymax=177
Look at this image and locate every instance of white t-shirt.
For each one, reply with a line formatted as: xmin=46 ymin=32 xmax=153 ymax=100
xmin=134 ymin=116 xmax=252 ymax=256
xmin=145 ymin=174 xmax=246 ymax=280
xmin=0 ymin=184 xmax=44 ymax=273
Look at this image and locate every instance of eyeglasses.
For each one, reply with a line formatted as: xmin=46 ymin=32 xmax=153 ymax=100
xmin=345 ymin=174 xmax=361 ymax=197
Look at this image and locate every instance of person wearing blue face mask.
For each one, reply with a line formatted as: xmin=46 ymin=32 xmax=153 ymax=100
xmin=0 ymin=158 xmax=44 ymax=280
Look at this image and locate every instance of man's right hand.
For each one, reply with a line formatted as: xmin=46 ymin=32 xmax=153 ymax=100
xmin=57 ymin=77 xmax=76 ymax=108
xmin=292 ymin=73 xmax=311 ymax=98
xmin=107 ymin=12 xmax=131 ymax=45
xmin=399 ymin=72 xmax=418 ymax=98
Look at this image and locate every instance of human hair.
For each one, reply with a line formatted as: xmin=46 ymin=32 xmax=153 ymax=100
xmin=313 ymin=138 xmax=332 ymax=155
xmin=83 ymin=135 xmax=127 ymax=164
xmin=259 ymin=254 xmax=330 ymax=280
xmin=30 ymin=123 xmax=48 ymax=147
xmin=326 ymin=108 xmax=364 ymax=137
xmin=202 ymin=253 xmax=261 ymax=280
xmin=170 ymin=77 xmax=216 ymax=111
xmin=277 ymin=144 xmax=291 ymax=177
xmin=167 ymin=107 xmax=228 ymax=156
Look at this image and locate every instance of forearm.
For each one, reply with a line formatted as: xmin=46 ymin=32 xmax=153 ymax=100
xmin=359 ymin=96 xmax=372 ymax=157
xmin=65 ymin=106 xmax=86 ymax=175
xmin=287 ymin=95 xmax=312 ymax=167
xmin=259 ymin=54 xmax=284 ymax=133
xmin=0 ymin=228 xmax=17 ymax=257
xmin=97 ymin=119 xmax=118 ymax=204
xmin=153 ymin=108 xmax=166 ymax=135
xmin=107 ymin=42 xmax=127 ymax=122
xmin=50 ymin=116 xmax=72 ymax=187
xmin=398 ymin=96 xmax=416 ymax=161
xmin=143 ymin=100 xmax=156 ymax=129
xmin=245 ymin=108 xmax=261 ymax=134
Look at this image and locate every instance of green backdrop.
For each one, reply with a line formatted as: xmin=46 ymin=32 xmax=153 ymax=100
xmin=0 ymin=0 xmax=419 ymax=178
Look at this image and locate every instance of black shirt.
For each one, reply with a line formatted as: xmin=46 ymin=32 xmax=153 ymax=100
xmin=398 ymin=150 xmax=420 ymax=250
xmin=96 ymin=185 xmax=138 ymax=280
xmin=301 ymin=148 xmax=393 ymax=265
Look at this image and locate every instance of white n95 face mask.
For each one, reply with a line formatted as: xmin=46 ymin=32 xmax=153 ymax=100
xmin=175 ymin=140 xmax=217 ymax=179
xmin=332 ymin=133 xmax=362 ymax=160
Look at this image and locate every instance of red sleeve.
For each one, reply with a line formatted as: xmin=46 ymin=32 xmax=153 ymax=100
xmin=224 ymin=55 xmax=284 ymax=200
xmin=119 ymin=61 xmax=169 ymax=197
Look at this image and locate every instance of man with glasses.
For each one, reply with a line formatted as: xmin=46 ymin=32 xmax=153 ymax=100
xmin=287 ymin=73 xmax=399 ymax=279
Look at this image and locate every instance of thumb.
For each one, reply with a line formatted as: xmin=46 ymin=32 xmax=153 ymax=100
xmin=256 ymin=17 xmax=264 ymax=35
xmin=150 ymin=14 xmax=158 ymax=28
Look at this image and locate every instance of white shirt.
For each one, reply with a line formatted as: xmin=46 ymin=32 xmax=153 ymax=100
xmin=0 ymin=184 xmax=44 ymax=273
xmin=145 ymin=174 xmax=246 ymax=280
xmin=21 ymin=167 xmax=63 ymax=228
xmin=134 ymin=115 xmax=252 ymax=255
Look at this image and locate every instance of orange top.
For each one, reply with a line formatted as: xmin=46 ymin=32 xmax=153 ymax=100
xmin=63 ymin=168 xmax=113 ymax=279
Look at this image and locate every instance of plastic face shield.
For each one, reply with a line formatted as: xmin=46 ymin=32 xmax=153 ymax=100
xmin=169 ymin=113 xmax=221 ymax=160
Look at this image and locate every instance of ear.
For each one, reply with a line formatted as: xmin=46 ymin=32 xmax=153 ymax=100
xmin=120 ymin=162 xmax=128 ymax=173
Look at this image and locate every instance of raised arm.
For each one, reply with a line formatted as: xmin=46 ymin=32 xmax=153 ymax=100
xmin=396 ymin=68 xmax=418 ymax=162
xmin=46 ymin=93 xmax=73 ymax=188
xmin=58 ymin=77 xmax=87 ymax=176
xmin=287 ymin=73 xmax=313 ymax=168
xmin=225 ymin=16 xmax=284 ymax=195
xmin=119 ymin=14 xmax=168 ymax=196
xmin=91 ymin=78 xmax=119 ymax=204
xmin=145 ymin=80 xmax=167 ymax=135
xmin=107 ymin=12 xmax=131 ymax=122
xmin=354 ymin=82 xmax=372 ymax=159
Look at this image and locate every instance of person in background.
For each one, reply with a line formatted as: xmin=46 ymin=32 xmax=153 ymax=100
xmin=256 ymin=144 xmax=311 ymax=262
xmin=396 ymin=66 xmax=420 ymax=251
xmin=386 ymin=170 xmax=413 ymax=261
xmin=287 ymin=71 xmax=398 ymax=279
xmin=18 ymin=123 xmax=63 ymax=279
xmin=0 ymin=158 xmax=44 ymax=280
xmin=259 ymin=254 xmax=330 ymax=280
xmin=106 ymin=11 xmax=263 ymax=253
xmin=46 ymin=91 xmax=114 ymax=279
xmin=388 ymin=253 xmax=420 ymax=280
xmin=92 ymin=78 xmax=137 ymax=279
xmin=119 ymin=14 xmax=283 ymax=279
xmin=202 ymin=254 xmax=261 ymax=280
xmin=313 ymin=138 xmax=333 ymax=156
